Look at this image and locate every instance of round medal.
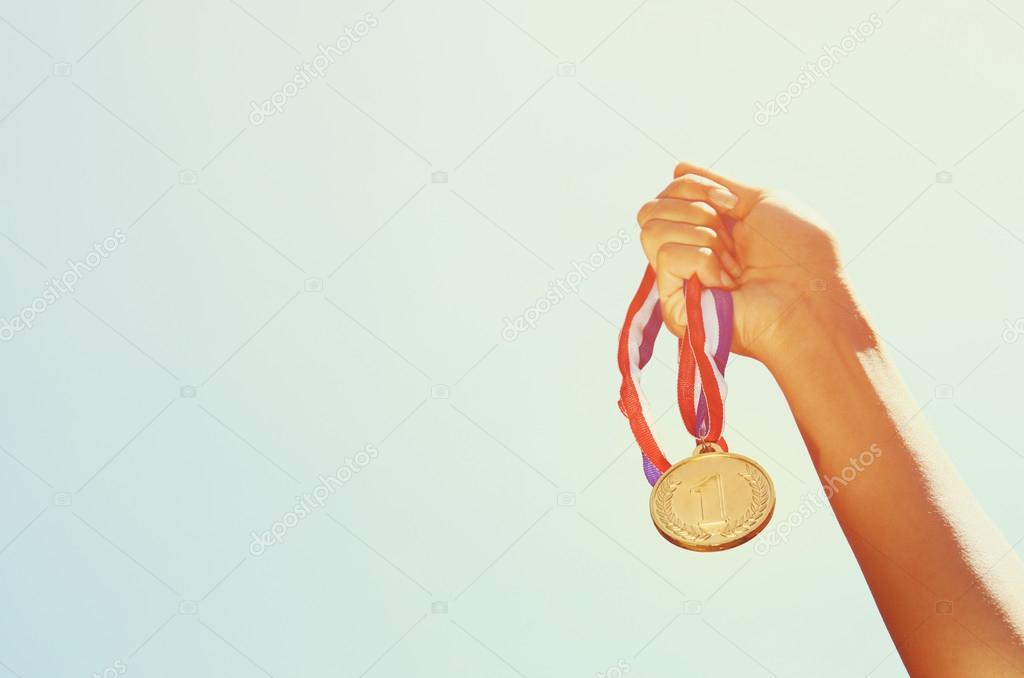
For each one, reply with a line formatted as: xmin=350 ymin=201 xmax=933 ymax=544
xmin=649 ymin=443 xmax=775 ymax=551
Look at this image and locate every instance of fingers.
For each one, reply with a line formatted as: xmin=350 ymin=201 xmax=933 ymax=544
xmin=636 ymin=198 xmax=737 ymax=254
xmin=654 ymin=244 xmax=728 ymax=338
xmin=637 ymin=198 xmax=721 ymax=231
xmin=635 ymin=160 xmax=759 ymax=339
xmin=640 ymin=220 xmax=742 ymax=280
xmin=671 ymin=161 xmax=761 ymax=219
xmin=658 ymin=174 xmax=739 ymax=216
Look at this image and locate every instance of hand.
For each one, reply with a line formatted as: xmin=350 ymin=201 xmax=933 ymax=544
xmin=636 ymin=161 xmax=845 ymax=364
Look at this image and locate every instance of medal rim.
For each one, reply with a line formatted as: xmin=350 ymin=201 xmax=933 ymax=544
xmin=649 ymin=450 xmax=776 ymax=552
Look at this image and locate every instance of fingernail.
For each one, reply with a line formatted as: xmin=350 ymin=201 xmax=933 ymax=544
xmin=720 ymin=270 xmax=736 ymax=288
xmin=710 ymin=188 xmax=738 ymax=210
xmin=721 ymin=250 xmax=742 ymax=278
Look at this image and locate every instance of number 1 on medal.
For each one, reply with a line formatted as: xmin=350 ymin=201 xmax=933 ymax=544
xmin=692 ymin=474 xmax=726 ymax=526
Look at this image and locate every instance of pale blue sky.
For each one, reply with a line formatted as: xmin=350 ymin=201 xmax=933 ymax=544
xmin=1 ymin=1 xmax=1022 ymax=676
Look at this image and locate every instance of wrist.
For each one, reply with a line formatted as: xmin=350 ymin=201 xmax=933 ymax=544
xmin=760 ymin=281 xmax=878 ymax=379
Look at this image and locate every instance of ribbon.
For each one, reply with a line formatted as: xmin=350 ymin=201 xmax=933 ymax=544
xmin=617 ymin=267 xmax=733 ymax=485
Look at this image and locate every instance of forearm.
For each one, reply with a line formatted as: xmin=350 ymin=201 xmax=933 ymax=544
xmin=765 ymin=289 xmax=1024 ymax=676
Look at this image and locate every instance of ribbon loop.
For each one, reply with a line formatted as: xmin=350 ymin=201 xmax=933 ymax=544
xmin=617 ymin=268 xmax=733 ymax=485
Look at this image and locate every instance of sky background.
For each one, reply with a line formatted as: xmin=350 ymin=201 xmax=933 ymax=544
xmin=1 ymin=0 xmax=1023 ymax=676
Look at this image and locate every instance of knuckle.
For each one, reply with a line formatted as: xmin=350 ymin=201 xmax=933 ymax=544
xmin=675 ymin=161 xmax=706 ymax=178
xmin=692 ymin=225 xmax=720 ymax=248
xmin=655 ymin=242 xmax=678 ymax=265
xmin=680 ymin=172 xmax=712 ymax=187
xmin=636 ymin=199 xmax=658 ymax=226
xmin=690 ymin=201 xmax=719 ymax=223
xmin=639 ymin=228 xmax=655 ymax=248
xmin=697 ymin=249 xmax=718 ymax=273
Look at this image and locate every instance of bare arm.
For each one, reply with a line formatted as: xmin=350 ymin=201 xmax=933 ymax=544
xmin=771 ymin=289 xmax=1024 ymax=676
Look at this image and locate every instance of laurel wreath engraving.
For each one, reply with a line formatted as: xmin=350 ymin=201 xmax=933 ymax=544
xmin=655 ymin=481 xmax=712 ymax=544
xmin=718 ymin=466 xmax=771 ymax=539
xmin=655 ymin=481 xmax=712 ymax=542
xmin=654 ymin=464 xmax=770 ymax=543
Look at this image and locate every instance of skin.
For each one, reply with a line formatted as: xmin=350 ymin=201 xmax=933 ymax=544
xmin=637 ymin=162 xmax=1024 ymax=676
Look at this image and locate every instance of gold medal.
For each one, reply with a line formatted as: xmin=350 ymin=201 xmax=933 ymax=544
xmin=649 ymin=442 xmax=775 ymax=551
